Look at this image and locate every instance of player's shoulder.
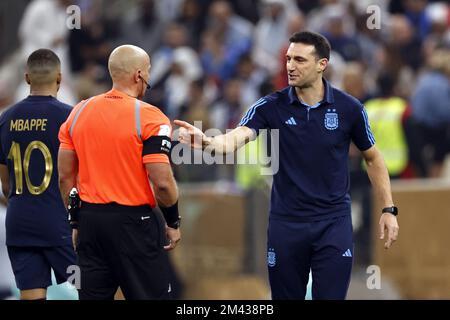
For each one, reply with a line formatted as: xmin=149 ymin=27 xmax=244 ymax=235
xmin=34 ymin=98 xmax=72 ymax=124
xmin=332 ymin=86 xmax=363 ymax=109
xmin=140 ymin=101 xmax=170 ymax=124
xmin=263 ymin=90 xmax=284 ymax=104
xmin=51 ymin=99 xmax=73 ymax=115
xmin=245 ymin=91 xmax=280 ymax=113
xmin=267 ymin=86 xmax=295 ymax=107
xmin=0 ymin=107 xmax=12 ymax=128
xmin=53 ymin=100 xmax=73 ymax=111
xmin=0 ymin=100 xmax=23 ymax=127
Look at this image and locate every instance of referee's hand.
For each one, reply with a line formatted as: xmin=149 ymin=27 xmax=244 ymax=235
xmin=379 ymin=213 xmax=399 ymax=249
xmin=164 ymin=225 xmax=181 ymax=251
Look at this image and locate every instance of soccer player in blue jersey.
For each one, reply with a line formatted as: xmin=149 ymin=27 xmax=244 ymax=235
xmin=175 ymin=31 xmax=399 ymax=299
xmin=0 ymin=49 xmax=76 ymax=300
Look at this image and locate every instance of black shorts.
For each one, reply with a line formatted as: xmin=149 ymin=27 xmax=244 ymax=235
xmin=77 ymin=202 xmax=171 ymax=300
xmin=7 ymin=245 xmax=76 ymax=290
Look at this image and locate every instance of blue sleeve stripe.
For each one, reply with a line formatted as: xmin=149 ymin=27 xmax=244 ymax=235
xmin=361 ymin=108 xmax=376 ymax=145
xmin=239 ymin=98 xmax=264 ymax=125
xmin=239 ymin=98 xmax=267 ymax=126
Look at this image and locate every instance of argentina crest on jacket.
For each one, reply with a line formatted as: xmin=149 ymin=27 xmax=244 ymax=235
xmin=267 ymin=248 xmax=276 ymax=267
xmin=324 ymin=109 xmax=338 ymax=130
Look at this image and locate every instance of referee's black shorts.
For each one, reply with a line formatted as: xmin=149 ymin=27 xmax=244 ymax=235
xmin=77 ymin=202 xmax=171 ymax=300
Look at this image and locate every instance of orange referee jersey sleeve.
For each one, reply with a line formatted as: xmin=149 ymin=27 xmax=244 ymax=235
xmin=140 ymin=105 xmax=172 ymax=165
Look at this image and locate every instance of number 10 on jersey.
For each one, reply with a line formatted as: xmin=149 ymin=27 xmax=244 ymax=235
xmin=7 ymin=141 xmax=53 ymax=195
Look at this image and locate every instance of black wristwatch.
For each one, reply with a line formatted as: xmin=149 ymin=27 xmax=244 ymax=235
xmin=382 ymin=206 xmax=398 ymax=216
xmin=167 ymin=217 xmax=181 ymax=229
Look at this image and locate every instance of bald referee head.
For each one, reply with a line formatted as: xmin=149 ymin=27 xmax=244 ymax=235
xmin=108 ymin=45 xmax=151 ymax=99
xmin=25 ymin=49 xmax=61 ymax=97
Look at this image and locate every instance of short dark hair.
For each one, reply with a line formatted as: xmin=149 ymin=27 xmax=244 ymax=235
xmin=289 ymin=31 xmax=331 ymax=61
xmin=27 ymin=49 xmax=60 ymax=71
xmin=26 ymin=49 xmax=61 ymax=85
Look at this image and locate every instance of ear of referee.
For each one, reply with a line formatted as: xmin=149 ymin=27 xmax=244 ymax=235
xmin=57 ymin=45 xmax=180 ymax=300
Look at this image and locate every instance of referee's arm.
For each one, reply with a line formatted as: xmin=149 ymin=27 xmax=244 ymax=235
xmin=146 ymin=162 xmax=180 ymax=250
xmin=58 ymin=149 xmax=78 ymax=208
xmin=146 ymin=162 xmax=178 ymax=207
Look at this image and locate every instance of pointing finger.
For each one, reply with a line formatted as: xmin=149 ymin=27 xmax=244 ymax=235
xmin=174 ymin=120 xmax=192 ymax=129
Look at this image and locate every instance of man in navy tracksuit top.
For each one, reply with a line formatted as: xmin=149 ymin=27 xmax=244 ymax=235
xmin=175 ymin=31 xmax=399 ymax=299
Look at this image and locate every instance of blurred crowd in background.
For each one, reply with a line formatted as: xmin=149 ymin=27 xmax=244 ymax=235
xmin=1 ymin=0 xmax=450 ymax=182
xmin=0 ymin=0 xmax=449 ymax=299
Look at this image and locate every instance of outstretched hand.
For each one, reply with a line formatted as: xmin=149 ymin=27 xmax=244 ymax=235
xmin=173 ymin=120 xmax=208 ymax=149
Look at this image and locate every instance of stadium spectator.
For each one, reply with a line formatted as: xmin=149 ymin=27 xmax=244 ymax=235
xmin=409 ymin=47 xmax=450 ymax=177
xmin=17 ymin=0 xmax=76 ymax=105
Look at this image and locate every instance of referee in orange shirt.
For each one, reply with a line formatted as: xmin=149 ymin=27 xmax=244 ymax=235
xmin=58 ymin=45 xmax=181 ymax=300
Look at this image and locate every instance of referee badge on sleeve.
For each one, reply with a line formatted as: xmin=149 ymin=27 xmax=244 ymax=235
xmin=161 ymin=137 xmax=172 ymax=154
xmin=143 ymin=135 xmax=172 ymax=156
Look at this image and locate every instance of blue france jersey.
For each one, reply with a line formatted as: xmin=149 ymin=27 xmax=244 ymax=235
xmin=239 ymin=80 xmax=375 ymax=221
xmin=0 ymin=96 xmax=72 ymax=246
